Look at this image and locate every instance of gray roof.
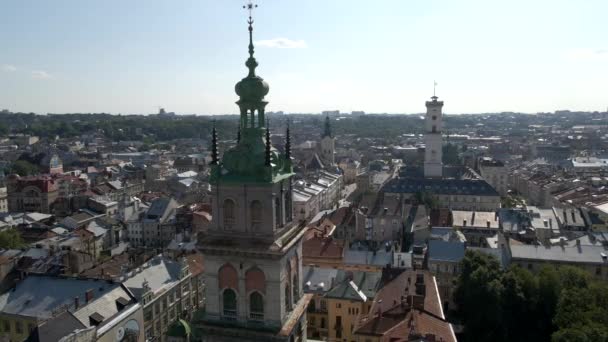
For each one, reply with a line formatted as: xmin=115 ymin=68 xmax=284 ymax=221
xmin=123 ymin=256 xmax=182 ymax=300
xmin=302 ymin=267 xmax=338 ymax=293
xmin=344 ymin=249 xmax=392 ymax=267
xmin=384 ymin=177 xmax=499 ymax=197
xmin=0 ymin=275 xmax=129 ymax=325
xmin=428 ymin=240 xmax=466 ymax=263
xmin=86 ymin=221 xmax=107 ymax=237
xmin=32 ymin=311 xmax=87 ymax=342
xmin=326 ymin=270 xmax=381 ymax=301
xmin=510 ymin=243 xmax=608 ymax=265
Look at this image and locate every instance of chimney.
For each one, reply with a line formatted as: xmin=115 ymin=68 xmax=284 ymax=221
xmin=415 ymin=274 xmax=426 ymax=298
xmin=471 ymin=212 xmax=476 ymax=225
xmin=487 ymin=220 xmax=491 ymax=228
xmin=85 ymin=289 xmax=94 ymax=303
xmin=576 ymin=239 xmax=581 ymax=248
xmin=463 ymin=219 xmax=467 ymax=227
xmin=74 ymin=296 xmax=80 ymax=309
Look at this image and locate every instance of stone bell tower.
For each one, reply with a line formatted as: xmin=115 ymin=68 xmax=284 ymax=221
xmin=424 ymin=94 xmax=444 ymax=178
xmin=196 ymin=2 xmax=310 ymax=341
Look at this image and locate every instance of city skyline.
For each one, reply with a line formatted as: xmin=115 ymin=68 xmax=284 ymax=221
xmin=1 ymin=0 xmax=607 ymax=115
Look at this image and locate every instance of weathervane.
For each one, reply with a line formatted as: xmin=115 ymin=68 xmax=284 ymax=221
xmin=243 ymin=1 xmax=259 ymax=65
xmin=243 ymin=0 xmax=258 ymax=19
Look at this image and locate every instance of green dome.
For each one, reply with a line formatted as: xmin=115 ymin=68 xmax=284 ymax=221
xmin=235 ymin=59 xmax=269 ymax=101
xmin=167 ymin=319 xmax=191 ymax=337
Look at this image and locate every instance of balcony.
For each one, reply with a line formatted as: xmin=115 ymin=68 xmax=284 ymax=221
xmin=223 ymin=309 xmax=237 ymax=321
xmin=249 ymin=312 xmax=264 ymax=321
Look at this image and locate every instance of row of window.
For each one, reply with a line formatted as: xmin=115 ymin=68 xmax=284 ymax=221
xmin=0 ymin=320 xmax=35 ymax=335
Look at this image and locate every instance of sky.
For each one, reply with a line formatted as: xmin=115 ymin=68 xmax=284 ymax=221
xmin=0 ymin=0 xmax=607 ymax=115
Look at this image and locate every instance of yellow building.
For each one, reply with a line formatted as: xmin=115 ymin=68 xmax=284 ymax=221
xmin=323 ymin=271 xmax=381 ymax=342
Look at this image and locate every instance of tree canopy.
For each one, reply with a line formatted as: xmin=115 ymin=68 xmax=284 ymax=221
xmin=455 ymin=250 xmax=608 ymax=342
xmin=0 ymin=229 xmax=25 ymax=249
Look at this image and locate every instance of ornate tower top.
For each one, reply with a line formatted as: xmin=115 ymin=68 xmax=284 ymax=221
xmin=235 ymin=0 xmax=269 ymax=124
xmin=209 ymin=2 xmax=293 ymax=185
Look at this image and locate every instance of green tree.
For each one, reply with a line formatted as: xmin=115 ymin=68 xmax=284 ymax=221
xmin=10 ymin=160 xmax=39 ymax=176
xmin=454 ymin=251 xmax=505 ymax=342
xmin=0 ymin=229 xmax=25 ymax=249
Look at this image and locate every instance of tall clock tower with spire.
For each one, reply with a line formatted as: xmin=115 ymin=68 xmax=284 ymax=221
xmin=195 ymin=3 xmax=310 ymax=341
xmin=319 ymin=115 xmax=335 ymax=166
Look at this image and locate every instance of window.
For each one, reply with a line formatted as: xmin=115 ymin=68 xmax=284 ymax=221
xmin=223 ymin=289 xmax=237 ymax=319
xmin=596 ymin=267 xmax=602 ymax=276
xmin=321 ymin=317 xmax=326 ymax=329
xmin=320 ymin=300 xmax=327 ymax=311
xmin=250 ymin=200 xmax=262 ymax=230
xmin=250 ymin=292 xmax=264 ymax=320
xmin=336 ymin=303 xmax=341 ymax=309
xmin=223 ymin=199 xmax=236 ymax=230
xmin=432 ymin=125 xmax=437 ymax=133
xmin=16 ymin=321 xmax=23 ymax=334
xmin=275 ymin=197 xmax=281 ymax=227
xmin=310 ymin=316 xmax=315 ymax=326
xmin=293 ymin=273 xmax=299 ymax=301
xmin=285 ymin=283 xmax=291 ymax=311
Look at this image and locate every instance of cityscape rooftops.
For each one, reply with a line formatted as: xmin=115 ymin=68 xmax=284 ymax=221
xmin=0 ymin=274 xmax=133 ymax=325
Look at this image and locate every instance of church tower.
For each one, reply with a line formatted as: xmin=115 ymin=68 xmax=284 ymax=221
xmin=196 ymin=3 xmax=309 ymax=341
xmin=424 ymin=95 xmax=444 ymax=178
xmin=319 ymin=115 xmax=335 ymax=166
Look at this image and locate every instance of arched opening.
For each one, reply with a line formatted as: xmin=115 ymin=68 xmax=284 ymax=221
xmin=249 ymin=292 xmax=264 ymax=320
xmin=222 ymin=289 xmax=237 ymax=319
xmin=250 ymin=200 xmax=262 ymax=230
xmin=223 ymin=199 xmax=236 ymax=230
xmin=292 ymin=273 xmax=299 ymax=302
xmin=218 ymin=263 xmax=238 ymax=291
xmin=285 ymin=283 xmax=291 ymax=311
xmin=245 ymin=267 xmax=266 ymax=294
xmin=432 ymin=125 xmax=437 ymax=133
xmin=274 ymin=197 xmax=281 ymax=228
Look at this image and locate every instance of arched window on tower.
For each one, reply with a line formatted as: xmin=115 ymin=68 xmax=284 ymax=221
xmin=222 ymin=289 xmax=237 ymax=319
xmin=292 ymin=273 xmax=299 ymax=302
xmin=285 ymin=283 xmax=291 ymax=311
xmin=249 ymin=292 xmax=264 ymax=321
xmin=250 ymin=200 xmax=262 ymax=231
xmin=274 ymin=197 xmax=281 ymax=228
xmin=223 ymin=199 xmax=236 ymax=230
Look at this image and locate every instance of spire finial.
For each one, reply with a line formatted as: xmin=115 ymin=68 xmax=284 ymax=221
xmin=243 ymin=1 xmax=259 ymax=77
xmin=265 ymin=119 xmax=272 ymax=166
xmin=433 ymin=81 xmax=438 ymax=100
xmin=211 ymin=120 xmax=219 ymax=165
